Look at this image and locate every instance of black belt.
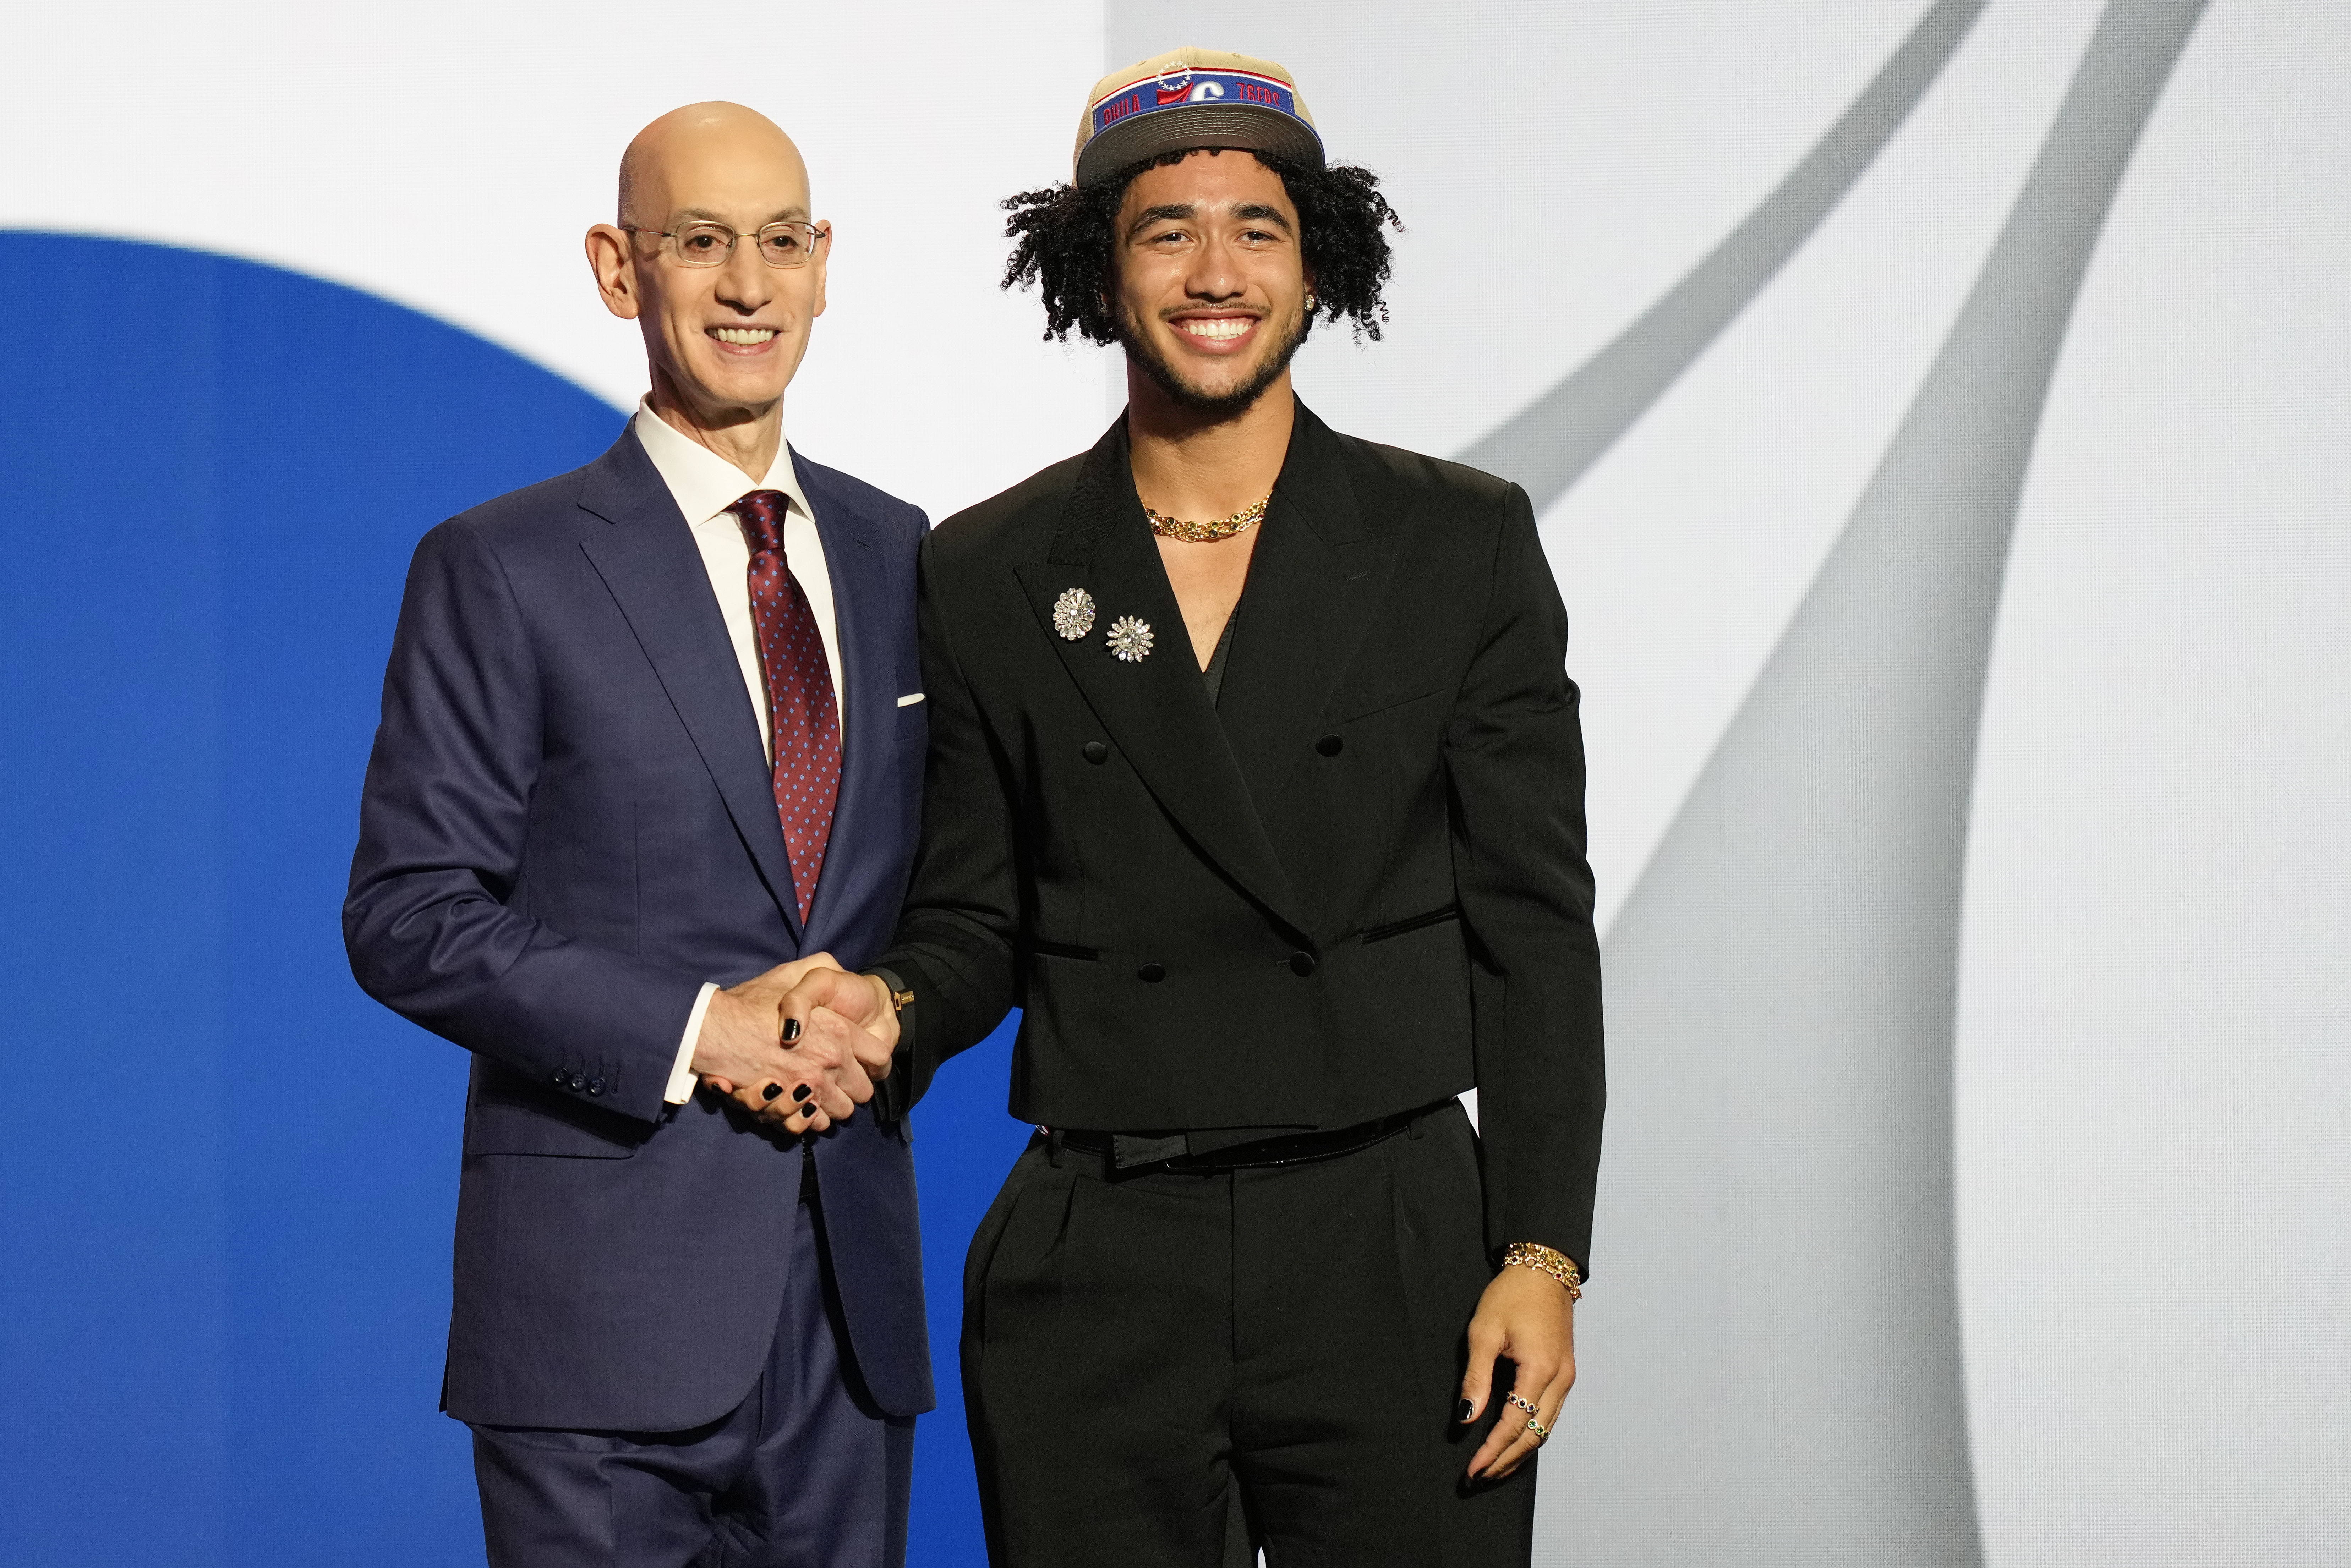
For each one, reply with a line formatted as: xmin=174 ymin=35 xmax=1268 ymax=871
xmin=1050 ymin=1103 xmax=1440 ymax=1174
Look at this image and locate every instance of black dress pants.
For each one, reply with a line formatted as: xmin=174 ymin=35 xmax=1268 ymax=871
xmin=962 ymin=1101 xmax=1535 ymax=1568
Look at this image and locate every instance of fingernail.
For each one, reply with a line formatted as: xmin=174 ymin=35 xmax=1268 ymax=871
xmin=1456 ymin=1399 xmax=1475 ymax=1424
xmin=761 ymin=1082 xmax=783 ymax=1102
xmin=792 ymin=1083 xmax=813 ymax=1102
xmin=782 ymin=1018 xmax=802 ymax=1042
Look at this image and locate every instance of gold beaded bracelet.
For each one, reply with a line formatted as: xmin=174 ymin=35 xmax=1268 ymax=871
xmin=1503 ymin=1241 xmax=1583 ymax=1300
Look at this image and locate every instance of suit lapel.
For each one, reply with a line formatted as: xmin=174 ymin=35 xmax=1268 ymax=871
xmin=793 ymin=451 xmax=893 ymax=948
xmin=1015 ymin=421 xmax=1305 ymax=934
xmin=1216 ymin=405 xmax=1402 ymax=813
xmin=575 ymin=431 xmax=802 ymax=935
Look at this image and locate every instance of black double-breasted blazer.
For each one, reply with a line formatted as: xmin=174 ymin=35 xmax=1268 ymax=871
xmin=879 ymin=402 xmax=1604 ymax=1266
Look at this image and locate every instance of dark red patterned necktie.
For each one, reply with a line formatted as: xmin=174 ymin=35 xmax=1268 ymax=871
xmin=731 ymin=490 xmax=839 ymax=925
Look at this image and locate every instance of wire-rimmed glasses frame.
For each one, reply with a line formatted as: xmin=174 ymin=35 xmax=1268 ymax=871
xmin=619 ymin=219 xmax=830 ymax=268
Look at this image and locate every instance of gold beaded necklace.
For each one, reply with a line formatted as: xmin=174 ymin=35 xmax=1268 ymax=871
xmin=1141 ymin=493 xmax=1270 ymax=544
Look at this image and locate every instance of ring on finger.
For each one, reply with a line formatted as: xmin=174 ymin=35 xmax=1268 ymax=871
xmin=1505 ymin=1392 xmax=1540 ymax=1417
xmin=1524 ymin=1417 xmax=1550 ymax=1445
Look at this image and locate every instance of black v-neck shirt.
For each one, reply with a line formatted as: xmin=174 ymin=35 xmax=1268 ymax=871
xmin=1201 ymin=604 xmax=1241 ymax=707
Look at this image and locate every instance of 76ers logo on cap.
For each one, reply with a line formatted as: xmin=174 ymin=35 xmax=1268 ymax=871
xmin=1155 ymin=62 xmax=1233 ymax=106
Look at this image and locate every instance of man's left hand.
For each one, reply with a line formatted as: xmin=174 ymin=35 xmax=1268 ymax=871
xmin=1458 ymin=1262 xmax=1576 ymax=1481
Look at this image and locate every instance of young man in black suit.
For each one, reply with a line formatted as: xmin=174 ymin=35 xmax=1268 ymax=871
xmin=787 ymin=48 xmax=1605 ymax=1567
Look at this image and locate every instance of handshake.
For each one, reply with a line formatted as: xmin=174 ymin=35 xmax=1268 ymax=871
xmin=687 ymin=954 xmax=901 ymax=1135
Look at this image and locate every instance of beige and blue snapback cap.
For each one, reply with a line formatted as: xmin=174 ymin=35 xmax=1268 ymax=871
xmin=1073 ymin=47 xmax=1323 ymax=187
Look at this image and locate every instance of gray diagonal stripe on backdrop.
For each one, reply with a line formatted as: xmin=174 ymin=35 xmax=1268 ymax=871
xmin=1457 ymin=0 xmax=1987 ymax=508
xmin=1539 ymin=5 xmax=2208 ymax=1564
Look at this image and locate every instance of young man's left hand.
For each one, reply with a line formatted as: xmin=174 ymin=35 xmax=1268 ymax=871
xmin=1459 ymin=1263 xmax=1576 ymax=1480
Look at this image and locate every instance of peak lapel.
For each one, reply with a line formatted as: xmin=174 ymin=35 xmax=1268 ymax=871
xmin=793 ymin=453 xmax=890 ymax=947
xmin=1215 ymin=405 xmax=1401 ymax=813
xmin=576 ymin=433 xmax=803 ymax=935
xmin=1015 ymin=423 xmax=1305 ymax=934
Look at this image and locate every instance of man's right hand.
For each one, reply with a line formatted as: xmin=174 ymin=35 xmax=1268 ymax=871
xmin=778 ymin=966 xmax=900 ymax=1078
xmin=691 ymin=954 xmax=870 ymax=1130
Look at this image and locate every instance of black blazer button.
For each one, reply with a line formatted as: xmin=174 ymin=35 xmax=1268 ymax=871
xmin=1289 ymin=950 xmax=1317 ymax=977
xmin=1315 ymin=734 xmax=1344 ymax=756
xmin=567 ymin=1072 xmax=586 ymax=1092
xmin=1138 ymin=962 xmax=1166 ymax=983
xmin=1082 ymin=740 xmax=1109 ymax=764
xmin=549 ymin=1067 xmax=568 ymax=1087
xmin=586 ymin=1077 xmax=606 ymax=1097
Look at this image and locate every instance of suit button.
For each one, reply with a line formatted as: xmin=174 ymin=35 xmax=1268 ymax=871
xmin=549 ymin=1067 xmax=567 ymax=1087
xmin=586 ymin=1077 xmax=606 ymax=1097
xmin=567 ymin=1073 xmax=586 ymax=1092
xmin=1289 ymin=950 xmax=1316 ymax=977
xmin=1138 ymin=962 xmax=1166 ymax=983
xmin=1316 ymin=734 xmax=1344 ymax=756
xmin=1082 ymin=740 xmax=1109 ymax=764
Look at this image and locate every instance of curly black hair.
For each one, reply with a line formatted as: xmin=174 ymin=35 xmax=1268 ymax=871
xmin=1000 ymin=147 xmax=1402 ymax=344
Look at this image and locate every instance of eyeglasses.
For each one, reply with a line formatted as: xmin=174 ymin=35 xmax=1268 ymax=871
xmin=620 ymin=220 xmax=829 ymax=268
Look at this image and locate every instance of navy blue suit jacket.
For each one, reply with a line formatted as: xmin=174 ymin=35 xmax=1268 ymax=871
xmin=345 ymin=426 xmax=935 ymax=1431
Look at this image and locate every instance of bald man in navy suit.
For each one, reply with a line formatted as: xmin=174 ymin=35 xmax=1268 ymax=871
xmin=345 ymin=103 xmax=932 ymax=1567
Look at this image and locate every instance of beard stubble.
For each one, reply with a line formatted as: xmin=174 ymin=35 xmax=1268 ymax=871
xmin=1116 ymin=300 xmax=1311 ymax=420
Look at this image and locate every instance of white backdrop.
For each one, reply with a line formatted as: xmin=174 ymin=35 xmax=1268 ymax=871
xmin=6 ymin=2 xmax=2344 ymax=1562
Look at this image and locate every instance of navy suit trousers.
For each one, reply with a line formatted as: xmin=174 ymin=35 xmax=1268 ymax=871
xmin=470 ymin=1147 xmax=914 ymax=1568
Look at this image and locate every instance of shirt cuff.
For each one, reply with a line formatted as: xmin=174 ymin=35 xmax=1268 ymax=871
xmin=864 ymin=967 xmax=910 ymax=1123
xmin=667 ymin=982 xmax=721 ymax=1104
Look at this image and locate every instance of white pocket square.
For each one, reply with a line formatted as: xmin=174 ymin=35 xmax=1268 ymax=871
xmin=896 ymin=692 xmax=925 ymax=707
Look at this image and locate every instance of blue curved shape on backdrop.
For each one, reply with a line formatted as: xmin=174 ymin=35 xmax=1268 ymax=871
xmin=0 ymin=233 xmax=1017 ymax=1567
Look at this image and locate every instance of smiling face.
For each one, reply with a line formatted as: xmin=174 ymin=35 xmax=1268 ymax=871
xmin=1112 ymin=150 xmax=1311 ymax=418
xmin=587 ymin=104 xmax=826 ymax=426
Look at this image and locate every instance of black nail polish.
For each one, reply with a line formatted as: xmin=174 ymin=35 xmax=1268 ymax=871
xmin=1456 ymin=1399 xmax=1475 ymax=1424
xmin=761 ymin=1082 xmax=783 ymax=1102
xmin=792 ymin=1083 xmax=812 ymax=1102
xmin=782 ymin=1018 xmax=802 ymax=1043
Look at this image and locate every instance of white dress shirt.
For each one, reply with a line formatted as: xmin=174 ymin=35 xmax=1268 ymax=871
xmin=628 ymin=399 xmax=841 ymax=1103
